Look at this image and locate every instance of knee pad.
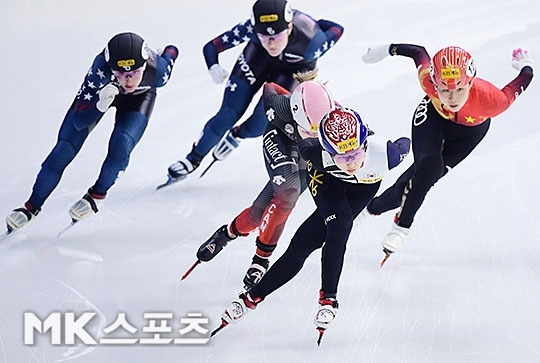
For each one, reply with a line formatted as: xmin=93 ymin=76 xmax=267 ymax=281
xmin=205 ymin=107 xmax=240 ymax=138
xmin=415 ymin=157 xmax=445 ymax=186
xmin=274 ymin=188 xmax=300 ymax=211
xmin=108 ymin=131 xmax=136 ymax=163
xmin=323 ymin=207 xmax=354 ymax=236
xmin=236 ymin=113 xmax=268 ymax=138
xmin=232 ymin=208 xmax=260 ymax=236
xmin=43 ymin=139 xmax=78 ymax=171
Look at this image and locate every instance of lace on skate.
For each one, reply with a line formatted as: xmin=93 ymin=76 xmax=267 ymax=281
xmin=242 ymin=256 xmax=269 ymax=289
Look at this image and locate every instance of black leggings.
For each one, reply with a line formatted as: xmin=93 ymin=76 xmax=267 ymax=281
xmin=251 ymin=173 xmax=380 ymax=299
xmin=369 ymin=96 xmax=490 ymax=227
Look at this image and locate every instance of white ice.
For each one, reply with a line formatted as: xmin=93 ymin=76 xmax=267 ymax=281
xmin=1 ymin=0 xmax=539 ymax=362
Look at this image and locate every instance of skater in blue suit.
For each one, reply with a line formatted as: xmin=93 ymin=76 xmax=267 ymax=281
xmin=5 ymin=32 xmax=178 ymax=234
xmin=166 ymin=0 xmax=343 ymax=182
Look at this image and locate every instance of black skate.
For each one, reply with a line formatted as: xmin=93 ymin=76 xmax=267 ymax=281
xmin=242 ymin=255 xmax=269 ymax=289
xmin=197 ymin=225 xmax=236 ymax=262
xmin=181 ymin=225 xmax=236 ymax=280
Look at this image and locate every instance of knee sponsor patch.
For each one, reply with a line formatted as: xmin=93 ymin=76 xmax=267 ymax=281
xmin=324 ymin=214 xmax=336 ymax=224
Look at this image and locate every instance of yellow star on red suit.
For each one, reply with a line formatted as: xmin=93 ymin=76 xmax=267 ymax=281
xmin=465 ymin=116 xmax=476 ymax=123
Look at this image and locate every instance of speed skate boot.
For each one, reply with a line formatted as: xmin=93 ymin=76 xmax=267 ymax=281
xmin=212 ymin=127 xmax=241 ymax=161
xmin=197 ymin=225 xmax=237 ymax=262
xmin=381 ymin=222 xmax=410 ymax=255
xmin=222 ymin=291 xmax=262 ymax=325
xmin=379 ymin=219 xmax=410 ymax=267
xmin=314 ymin=291 xmax=339 ymax=330
xmin=68 ymin=188 xmax=105 ymax=222
xmin=314 ymin=290 xmax=339 ymax=345
xmin=243 ymin=254 xmax=270 ymax=289
xmin=6 ymin=202 xmax=40 ymax=233
xmin=210 ymin=290 xmax=263 ymax=337
xmin=167 ymin=157 xmax=200 ymax=181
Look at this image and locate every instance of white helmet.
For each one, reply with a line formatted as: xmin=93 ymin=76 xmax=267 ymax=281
xmin=290 ymin=81 xmax=335 ymax=136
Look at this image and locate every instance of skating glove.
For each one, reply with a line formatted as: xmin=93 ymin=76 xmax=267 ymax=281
xmin=209 ymin=64 xmax=229 ymax=84
xmin=512 ymin=48 xmax=533 ymax=71
xmin=96 ymin=84 xmax=119 ymax=112
xmin=362 ymin=44 xmax=391 ymax=64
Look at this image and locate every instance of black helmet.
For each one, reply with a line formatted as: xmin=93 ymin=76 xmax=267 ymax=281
xmin=251 ymin=0 xmax=293 ymax=35
xmin=104 ymin=32 xmax=149 ymax=72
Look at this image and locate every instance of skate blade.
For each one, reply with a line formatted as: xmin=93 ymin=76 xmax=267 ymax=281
xmin=316 ymin=327 xmax=326 ymax=346
xmin=380 ymin=252 xmax=391 ymax=268
xmin=156 ymin=175 xmax=186 ymax=190
xmin=0 ymin=229 xmax=17 ymax=241
xmin=210 ymin=319 xmax=228 ymax=338
xmin=199 ymin=159 xmax=218 ymax=178
xmin=57 ymin=220 xmax=78 ymax=239
xmin=180 ymin=260 xmax=201 ymax=280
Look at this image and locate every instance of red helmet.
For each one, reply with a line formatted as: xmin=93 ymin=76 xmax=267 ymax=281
xmin=430 ymin=46 xmax=476 ymax=90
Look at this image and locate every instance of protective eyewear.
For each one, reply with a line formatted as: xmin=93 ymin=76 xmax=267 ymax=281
xmin=332 ymin=146 xmax=365 ymax=164
xmin=112 ymin=66 xmax=145 ymax=80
